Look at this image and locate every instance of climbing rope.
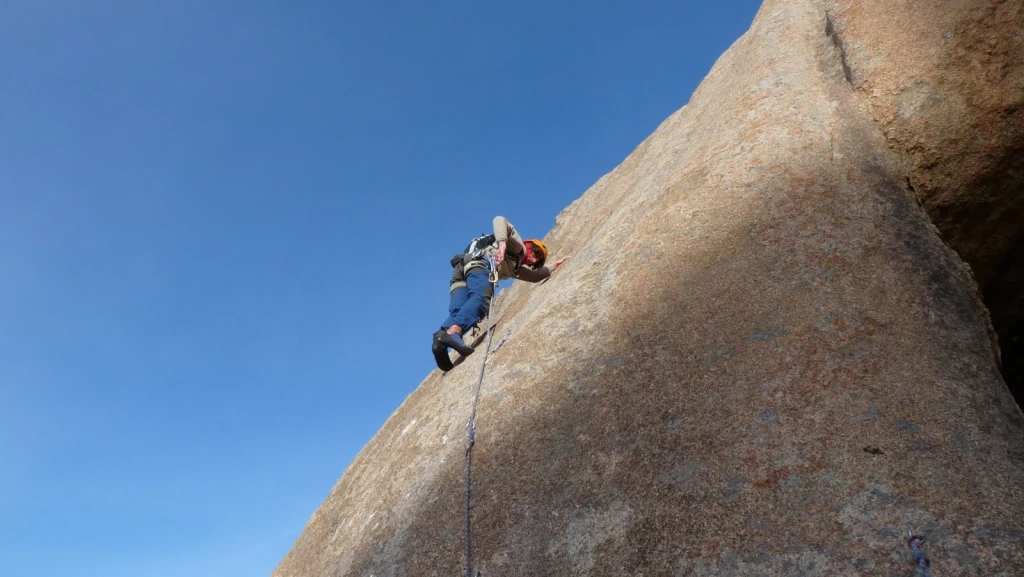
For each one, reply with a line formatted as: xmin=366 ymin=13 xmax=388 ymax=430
xmin=906 ymin=529 xmax=932 ymax=577
xmin=463 ymin=256 xmax=499 ymax=577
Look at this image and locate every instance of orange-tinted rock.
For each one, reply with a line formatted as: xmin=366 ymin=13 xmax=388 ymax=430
xmin=274 ymin=1 xmax=1024 ymax=575
xmin=823 ymin=0 xmax=1024 ymax=395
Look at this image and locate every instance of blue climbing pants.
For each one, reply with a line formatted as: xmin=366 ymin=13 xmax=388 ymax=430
xmin=442 ymin=267 xmax=493 ymax=332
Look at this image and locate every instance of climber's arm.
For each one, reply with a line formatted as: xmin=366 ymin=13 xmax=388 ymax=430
xmin=493 ymin=216 xmax=525 ymax=268
xmin=516 ymin=257 xmax=568 ymax=283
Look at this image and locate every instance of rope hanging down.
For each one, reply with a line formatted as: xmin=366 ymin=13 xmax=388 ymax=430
xmin=463 ymin=257 xmax=499 ymax=577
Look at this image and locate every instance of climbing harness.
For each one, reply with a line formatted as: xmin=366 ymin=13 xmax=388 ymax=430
xmin=906 ymin=528 xmax=932 ymax=577
xmin=463 ymin=256 xmax=499 ymax=577
xmin=452 ymin=233 xmax=496 ymax=267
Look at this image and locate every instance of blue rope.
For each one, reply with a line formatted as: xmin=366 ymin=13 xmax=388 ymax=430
xmin=464 ymin=257 xmax=498 ymax=577
xmin=907 ymin=532 xmax=932 ymax=577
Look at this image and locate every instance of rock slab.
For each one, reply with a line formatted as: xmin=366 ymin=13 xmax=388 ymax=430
xmin=274 ymin=1 xmax=1024 ymax=575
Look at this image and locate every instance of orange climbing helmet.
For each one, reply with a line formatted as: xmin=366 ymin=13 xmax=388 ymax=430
xmin=524 ymin=239 xmax=548 ymax=268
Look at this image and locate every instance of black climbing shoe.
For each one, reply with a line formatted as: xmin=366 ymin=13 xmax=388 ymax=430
xmin=437 ymin=330 xmax=475 ymax=357
xmin=432 ymin=330 xmax=454 ymax=372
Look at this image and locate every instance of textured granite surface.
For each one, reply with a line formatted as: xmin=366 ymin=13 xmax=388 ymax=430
xmin=274 ymin=1 xmax=1024 ymax=575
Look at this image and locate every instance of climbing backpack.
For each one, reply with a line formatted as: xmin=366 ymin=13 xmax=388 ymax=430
xmin=451 ymin=233 xmax=496 ymax=267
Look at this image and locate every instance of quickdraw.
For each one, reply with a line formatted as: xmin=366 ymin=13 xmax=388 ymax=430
xmin=906 ymin=528 xmax=932 ymax=577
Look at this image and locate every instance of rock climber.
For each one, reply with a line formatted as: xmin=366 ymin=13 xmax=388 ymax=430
xmin=432 ymin=216 xmax=568 ymax=371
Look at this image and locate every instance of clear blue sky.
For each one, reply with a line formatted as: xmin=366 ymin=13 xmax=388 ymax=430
xmin=0 ymin=2 xmax=761 ymax=575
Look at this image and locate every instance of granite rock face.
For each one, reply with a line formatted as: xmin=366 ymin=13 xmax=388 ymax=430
xmin=823 ymin=0 xmax=1024 ymax=404
xmin=274 ymin=1 xmax=1024 ymax=575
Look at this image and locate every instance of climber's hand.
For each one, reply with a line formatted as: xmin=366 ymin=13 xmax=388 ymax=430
xmin=496 ymin=240 xmax=507 ymax=267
